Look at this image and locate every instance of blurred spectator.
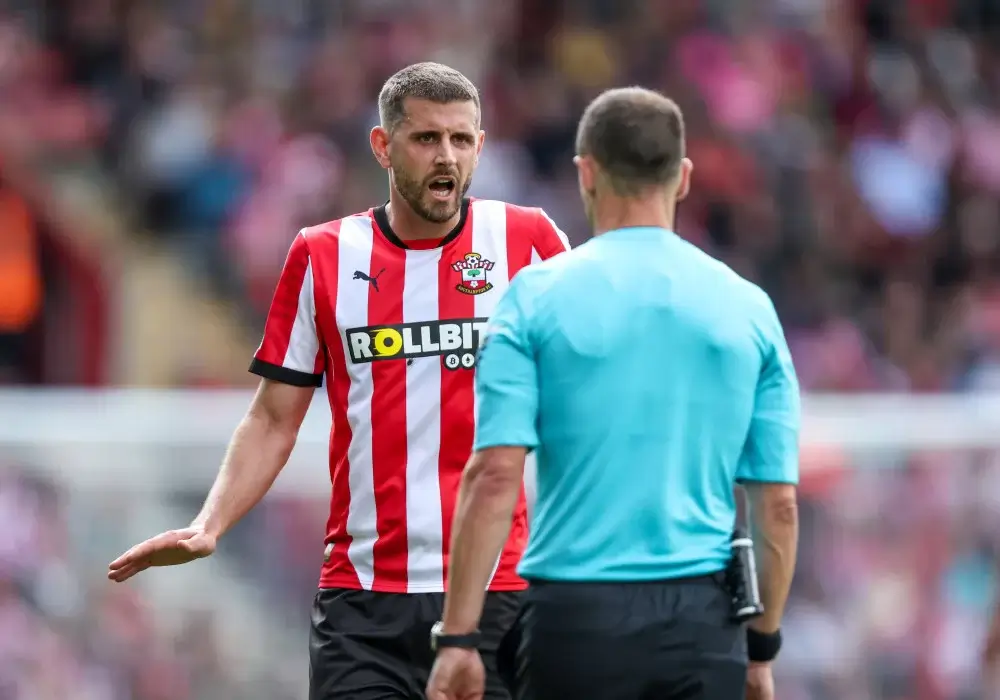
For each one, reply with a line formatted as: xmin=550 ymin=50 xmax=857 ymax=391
xmin=0 ymin=182 xmax=42 ymax=384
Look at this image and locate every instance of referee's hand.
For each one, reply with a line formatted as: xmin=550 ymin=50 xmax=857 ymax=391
xmin=745 ymin=662 xmax=774 ymax=700
xmin=107 ymin=528 xmax=216 ymax=582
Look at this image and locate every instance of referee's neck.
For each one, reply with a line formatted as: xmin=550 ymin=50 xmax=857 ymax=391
xmin=591 ymin=192 xmax=676 ymax=238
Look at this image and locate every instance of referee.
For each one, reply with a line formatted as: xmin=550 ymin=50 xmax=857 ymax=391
xmin=426 ymin=87 xmax=800 ymax=700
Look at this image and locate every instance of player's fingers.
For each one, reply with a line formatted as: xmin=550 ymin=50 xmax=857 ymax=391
xmin=108 ymin=544 xmax=148 ymax=570
xmin=110 ymin=530 xmax=190 ymax=569
xmin=108 ymin=560 xmax=148 ymax=582
xmin=108 ymin=564 xmax=137 ymax=582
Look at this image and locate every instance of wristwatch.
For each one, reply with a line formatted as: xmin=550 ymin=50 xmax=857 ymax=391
xmin=430 ymin=621 xmax=482 ymax=652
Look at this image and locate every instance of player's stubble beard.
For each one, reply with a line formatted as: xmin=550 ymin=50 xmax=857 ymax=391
xmin=391 ymin=162 xmax=473 ymax=224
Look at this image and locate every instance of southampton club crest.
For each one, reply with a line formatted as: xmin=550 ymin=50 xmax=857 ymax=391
xmin=452 ymin=252 xmax=495 ymax=295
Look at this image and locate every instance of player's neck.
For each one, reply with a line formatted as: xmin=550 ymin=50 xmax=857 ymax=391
xmin=591 ymin=194 xmax=675 ymax=238
xmin=385 ymin=195 xmax=461 ymax=241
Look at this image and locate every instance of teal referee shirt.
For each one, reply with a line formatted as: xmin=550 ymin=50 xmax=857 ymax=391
xmin=473 ymin=227 xmax=800 ymax=582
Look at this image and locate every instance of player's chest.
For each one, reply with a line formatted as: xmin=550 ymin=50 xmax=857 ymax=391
xmin=329 ymin=244 xmax=524 ymax=368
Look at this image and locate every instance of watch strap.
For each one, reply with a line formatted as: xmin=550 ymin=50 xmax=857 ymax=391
xmin=431 ymin=621 xmax=482 ymax=651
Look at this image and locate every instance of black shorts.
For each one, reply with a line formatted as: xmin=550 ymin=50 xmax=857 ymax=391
xmin=499 ymin=574 xmax=747 ymax=700
xmin=309 ymin=587 xmax=522 ymax=700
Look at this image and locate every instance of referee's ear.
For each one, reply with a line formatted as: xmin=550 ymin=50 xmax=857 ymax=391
xmin=675 ymin=158 xmax=694 ymax=202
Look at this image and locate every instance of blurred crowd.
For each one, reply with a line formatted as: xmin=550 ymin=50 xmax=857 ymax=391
xmin=0 ymin=0 xmax=999 ymax=698
xmin=0 ymin=0 xmax=999 ymax=390
xmin=0 ymin=466 xmax=265 ymax=700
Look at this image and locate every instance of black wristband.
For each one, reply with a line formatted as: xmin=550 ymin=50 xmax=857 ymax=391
xmin=746 ymin=628 xmax=782 ymax=662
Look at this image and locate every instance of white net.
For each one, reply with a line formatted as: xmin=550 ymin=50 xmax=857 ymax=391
xmin=0 ymin=390 xmax=997 ymax=700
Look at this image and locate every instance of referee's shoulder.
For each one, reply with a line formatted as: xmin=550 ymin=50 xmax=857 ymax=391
xmin=681 ymin=240 xmax=778 ymax=319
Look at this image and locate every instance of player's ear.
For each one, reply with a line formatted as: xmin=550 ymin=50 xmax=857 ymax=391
xmin=477 ymin=130 xmax=486 ymax=158
xmin=370 ymin=126 xmax=392 ymax=170
xmin=675 ymin=158 xmax=693 ymax=202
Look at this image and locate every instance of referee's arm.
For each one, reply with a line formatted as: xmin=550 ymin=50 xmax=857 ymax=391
xmin=986 ymin=581 xmax=1000 ymax=677
xmin=736 ymin=302 xmax=801 ymax=638
xmin=442 ymin=276 xmax=538 ymax=635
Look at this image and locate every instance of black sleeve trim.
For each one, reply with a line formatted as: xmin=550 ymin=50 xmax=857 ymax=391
xmin=249 ymin=358 xmax=323 ymax=387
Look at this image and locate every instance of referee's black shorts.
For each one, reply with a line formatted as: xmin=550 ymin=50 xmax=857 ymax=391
xmin=498 ymin=573 xmax=747 ymax=700
xmin=309 ymin=587 xmax=522 ymax=700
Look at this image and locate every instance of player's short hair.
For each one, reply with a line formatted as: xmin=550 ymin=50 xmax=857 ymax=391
xmin=378 ymin=62 xmax=481 ymax=133
xmin=576 ymin=87 xmax=686 ymax=196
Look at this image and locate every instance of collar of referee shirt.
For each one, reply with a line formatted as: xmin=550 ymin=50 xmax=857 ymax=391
xmin=374 ymin=198 xmax=470 ymax=250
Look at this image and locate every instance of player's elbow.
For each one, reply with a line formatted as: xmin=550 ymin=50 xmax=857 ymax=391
xmin=247 ymin=379 xmax=313 ymax=438
xmin=463 ymin=447 xmax=526 ymax=501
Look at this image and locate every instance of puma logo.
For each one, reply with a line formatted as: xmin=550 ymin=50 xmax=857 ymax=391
xmin=353 ymin=268 xmax=385 ymax=292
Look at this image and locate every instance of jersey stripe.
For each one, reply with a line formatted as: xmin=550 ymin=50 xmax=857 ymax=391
xmin=253 ymin=232 xmax=324 ymax=384
xmin=307 ymin=220 xmax=361 ymax=589
xmin=368 ymin=224 xmax=410 ymax=590
xmin=403 ymin=246 xmax=446 ymax=591
xmin=536 ymin=208 xmax=572 ymax=258
xmin=336 ymin=216 xmax=378 ymax=590
xmin=469 ymin=200 xmax=511 ymax=436
xmin=286 ymin=261 xmax=322 ymax=372
xmin=438 ymin=214 xmax=478 ymax=588
xmin=255 ymin=233 xmax=305 ymax=364
xmin=503 ymin=204 xmax=539 ymax=280
xmin=474 ymin=203 xmax=537 ymax=589
xmin=468 ymin=200 xmax=517 ymax=586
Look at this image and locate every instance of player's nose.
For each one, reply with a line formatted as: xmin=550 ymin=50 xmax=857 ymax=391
xmin=433 ymin=142 xmax=458 ymax=167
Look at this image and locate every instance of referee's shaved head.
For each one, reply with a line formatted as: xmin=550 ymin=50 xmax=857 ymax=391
xmin=378 ymin=62 xmax=481 ymax=134
xmin=576 ymin=87 xmax=686 ymax=197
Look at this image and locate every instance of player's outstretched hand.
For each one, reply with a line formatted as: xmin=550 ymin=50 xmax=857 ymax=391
xmin=426 ymin=648 xmax=485 ymax=700
xmin=107 ymin=528 xmax=216 ymax=582
xmin=745 ymin=661 xmax=774 ymax=700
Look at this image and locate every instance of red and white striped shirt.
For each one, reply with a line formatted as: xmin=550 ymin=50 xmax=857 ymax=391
xmin=250 ymin=198 xmax=570 ymax=593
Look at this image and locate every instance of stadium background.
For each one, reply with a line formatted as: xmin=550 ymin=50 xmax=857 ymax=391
xmin=1 ymin=0 xmax=1000 ymax=698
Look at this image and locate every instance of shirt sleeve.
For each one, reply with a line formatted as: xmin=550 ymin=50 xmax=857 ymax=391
xmin=473 ymin=274 xmax=540 ymax=452
xmin=736 ymin=300 xmax=800 ymax=484
xmin=532 ymin=208 xmax=571 ymax=261
xmin=249 ymin=231 xmax=325 ymax=387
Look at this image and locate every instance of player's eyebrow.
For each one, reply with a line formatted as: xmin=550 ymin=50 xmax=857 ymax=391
xmin=410 ymin=129 xmax=476 ymax=141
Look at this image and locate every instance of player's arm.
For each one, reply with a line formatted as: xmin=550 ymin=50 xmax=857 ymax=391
xmin=195 ymin=229 xmax=327 ymax=537
xmin=441 ymin=275 xmax=538 ymax=635
xmin=533 ymin=208 xmax=571 ymax=259
xmin=109 ymin=232 xmax=324 ymax=582
xmin=736 ymin=298 xmax=801 ymax=641
xmin=191 ymin=378 xmax=313 ymax=538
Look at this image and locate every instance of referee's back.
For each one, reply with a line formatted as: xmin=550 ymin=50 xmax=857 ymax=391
xmin=503 ymin=225 xmax=797 ymax=582
xmin=472 ymin=87 xmax=799 ymax=700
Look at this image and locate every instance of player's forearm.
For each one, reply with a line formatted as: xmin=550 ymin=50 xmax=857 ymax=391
xmin=191 ymin=409 xmax=299 ymax=539
xmin=748 ymin=488 xmax=798 ymax=633
xmin=442 ymin=451 xmax=523 ymax=634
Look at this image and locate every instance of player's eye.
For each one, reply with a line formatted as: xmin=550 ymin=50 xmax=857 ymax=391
xmin=416 ymin=133 xmax=437 ymax=144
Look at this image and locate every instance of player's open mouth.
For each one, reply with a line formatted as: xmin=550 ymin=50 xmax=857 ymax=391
xmin=428 ymin=178 xmax=456 ymax=200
